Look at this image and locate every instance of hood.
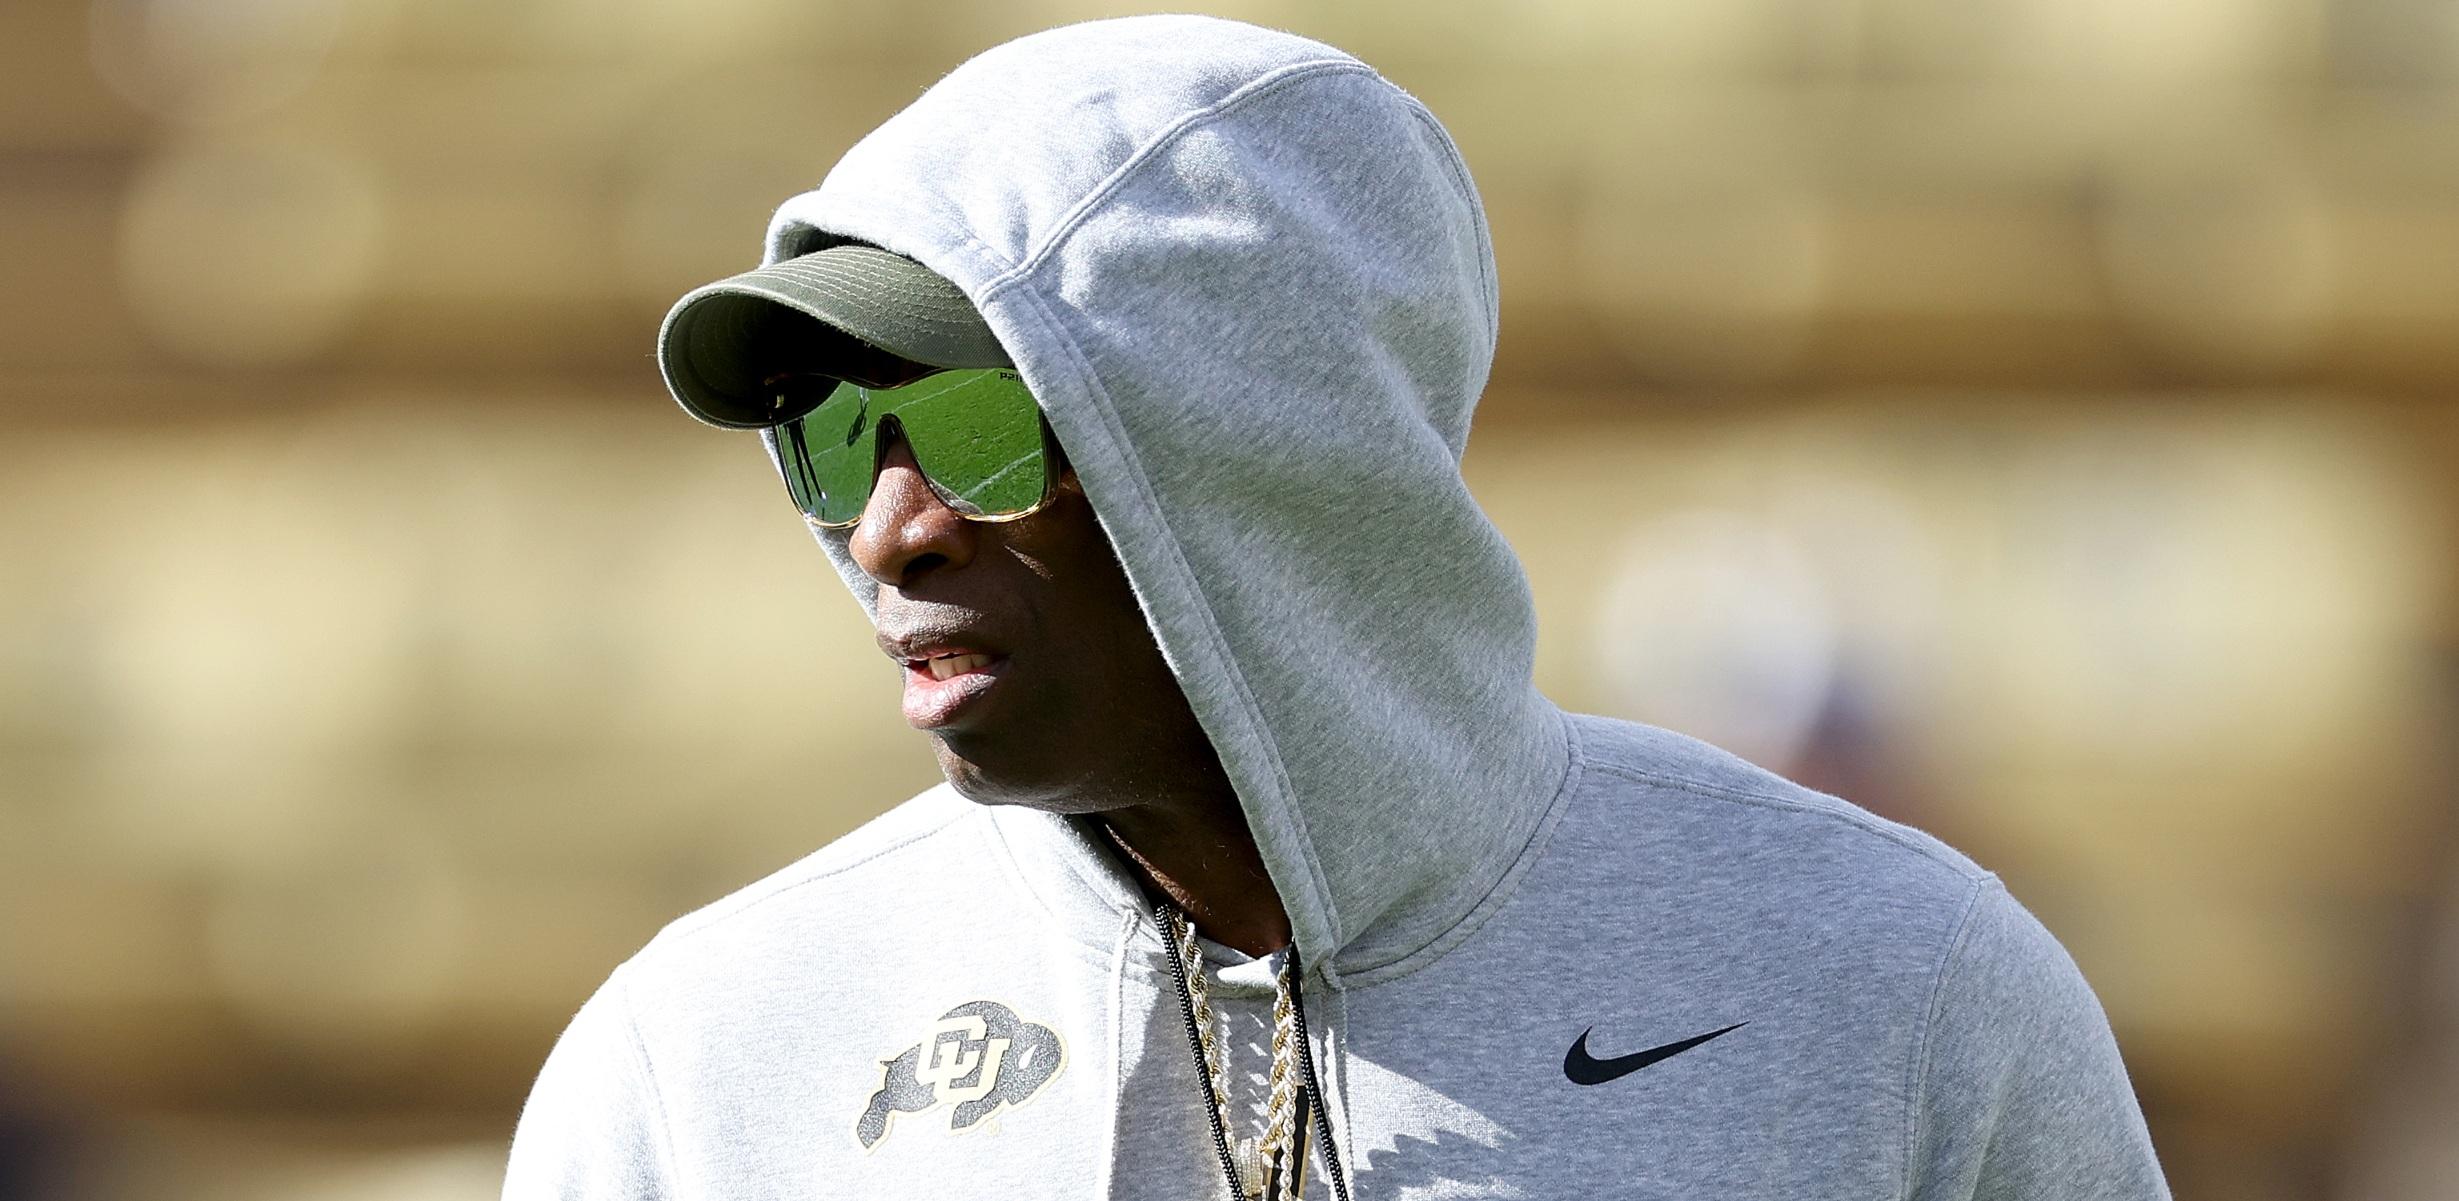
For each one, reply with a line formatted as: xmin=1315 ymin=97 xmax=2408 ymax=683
xmin=765 ymin=15 xmax=1571 ymax=980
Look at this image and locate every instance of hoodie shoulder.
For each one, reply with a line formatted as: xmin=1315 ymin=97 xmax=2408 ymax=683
xmin=1493 ymin=712 xmax=1997 ymax=1010
xmin=504 ymin=786 xmax=987 ymax=1191
xmin=627 ymin=784 xmax=985 ymax=977
xmin=1567 ymin=710 xmax=1989 ymax=894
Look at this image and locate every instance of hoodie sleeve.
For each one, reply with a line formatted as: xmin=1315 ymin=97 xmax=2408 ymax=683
xmin=503 ymin=967 xmax=678 ymax=1200
xmin=1906 ymin=879 xmax=2171 ymax=1201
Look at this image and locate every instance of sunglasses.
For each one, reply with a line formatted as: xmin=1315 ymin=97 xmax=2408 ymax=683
xmin=758 ymin=368 xmax=1062 ymax=530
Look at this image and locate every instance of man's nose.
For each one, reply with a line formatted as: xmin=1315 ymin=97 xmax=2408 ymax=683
xmin=847 ymin=429 xmax=977 ymax=587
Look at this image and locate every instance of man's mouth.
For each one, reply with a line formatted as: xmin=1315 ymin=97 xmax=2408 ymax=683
xmin=899 ymin=648 xmax=1009 ymax=729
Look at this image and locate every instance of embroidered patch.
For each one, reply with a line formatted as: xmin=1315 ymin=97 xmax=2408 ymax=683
xmin=856 ymin=1000 xmax=1065 ymax=1149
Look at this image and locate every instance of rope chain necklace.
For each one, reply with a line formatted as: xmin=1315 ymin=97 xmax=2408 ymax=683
xmin=1159 ymin=901 xmax=1307 ymax=1199
xmin=1148 ymin=897 xmax=1357 ymax=1201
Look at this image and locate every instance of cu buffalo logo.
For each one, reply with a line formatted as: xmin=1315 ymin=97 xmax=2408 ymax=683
xmin=856 ymin=1000 xmax=1065 ymax=1149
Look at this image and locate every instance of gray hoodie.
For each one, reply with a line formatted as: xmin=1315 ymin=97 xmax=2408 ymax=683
xmin=504 ymin=15 xmax=2169 ymax=1199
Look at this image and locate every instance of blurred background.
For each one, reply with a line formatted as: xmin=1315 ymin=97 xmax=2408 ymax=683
xmin=2 ymin=0 xmax=2455 ymax=1196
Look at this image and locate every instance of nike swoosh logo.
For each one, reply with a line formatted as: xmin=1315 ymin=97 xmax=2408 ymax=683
xmin=1563 ymin=1021 xmax=1748 ymax=1086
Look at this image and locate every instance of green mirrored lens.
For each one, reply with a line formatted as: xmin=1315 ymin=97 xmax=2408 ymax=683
xmin=770 ymin=369 xmax=1047 ymax=527
xmin=778 ymin=380 xmax=879 ymax=526
xmin=891 ymin=371 xmax=1049 ymax=517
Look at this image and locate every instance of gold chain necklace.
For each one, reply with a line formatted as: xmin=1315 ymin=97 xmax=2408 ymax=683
xmin=1159 ymin=903 xmax=1311 ymax=1199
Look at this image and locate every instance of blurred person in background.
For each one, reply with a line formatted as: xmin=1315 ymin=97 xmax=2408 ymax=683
xmin=503 ymin=16 xmax=2167 ymax=1199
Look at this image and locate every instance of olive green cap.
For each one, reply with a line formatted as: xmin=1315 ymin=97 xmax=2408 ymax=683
xmin=657 ymin=244 xmax=1012 ymax=428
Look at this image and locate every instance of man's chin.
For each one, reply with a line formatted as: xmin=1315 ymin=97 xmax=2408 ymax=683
xmin=935 ymin=747 xmax=1119 ymax=815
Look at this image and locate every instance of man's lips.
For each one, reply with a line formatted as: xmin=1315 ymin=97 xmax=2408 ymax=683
xmin=898 ymin=648 xmax=1009 ymax=729
xmin=879 ymin=629 xmax=1012 ymax=730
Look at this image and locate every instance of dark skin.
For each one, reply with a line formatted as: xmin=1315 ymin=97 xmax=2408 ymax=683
xmin=845 ymin=429 xmax=1293 ymax=956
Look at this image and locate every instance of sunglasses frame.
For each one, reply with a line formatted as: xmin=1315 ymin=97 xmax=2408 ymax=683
xmin=759 ymin=369 xmax=1066 ymax=532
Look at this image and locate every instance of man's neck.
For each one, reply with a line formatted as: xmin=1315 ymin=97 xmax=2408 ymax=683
xmin=1099 ymin=799 xmax=1291 ymax=958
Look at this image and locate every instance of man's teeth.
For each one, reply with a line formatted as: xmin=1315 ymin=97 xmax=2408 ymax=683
xmin=923 ymin=653 xmax=993 ymax=681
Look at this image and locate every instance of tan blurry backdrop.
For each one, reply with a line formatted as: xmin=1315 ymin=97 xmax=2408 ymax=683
xmin=3 ymin=0 xmax=2458 ymax=1197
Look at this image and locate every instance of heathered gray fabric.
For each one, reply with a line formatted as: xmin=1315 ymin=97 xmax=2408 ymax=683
xmin=507 ymin=15 xmax=2168 ymax=1199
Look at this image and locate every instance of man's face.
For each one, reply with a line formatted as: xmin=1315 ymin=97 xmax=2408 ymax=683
xmin=847 ymin=430 xmax=1225 ymax=813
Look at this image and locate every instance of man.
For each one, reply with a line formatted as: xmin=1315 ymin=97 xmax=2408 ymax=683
xmin=506 ymin=15 xmax=2169 ymax=1199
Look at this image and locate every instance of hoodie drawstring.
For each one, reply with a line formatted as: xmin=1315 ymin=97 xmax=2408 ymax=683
xmin=1282 ymin=938 xmax=1351 ymax=1201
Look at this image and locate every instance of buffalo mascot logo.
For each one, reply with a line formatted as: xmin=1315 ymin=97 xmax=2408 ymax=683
xmin=856 ymin=1000 xmax=1065 ymax=1149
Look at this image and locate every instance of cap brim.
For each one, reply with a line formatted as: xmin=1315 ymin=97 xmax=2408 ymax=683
xmin=658 ymin=245 xmax=1011 ymax=429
